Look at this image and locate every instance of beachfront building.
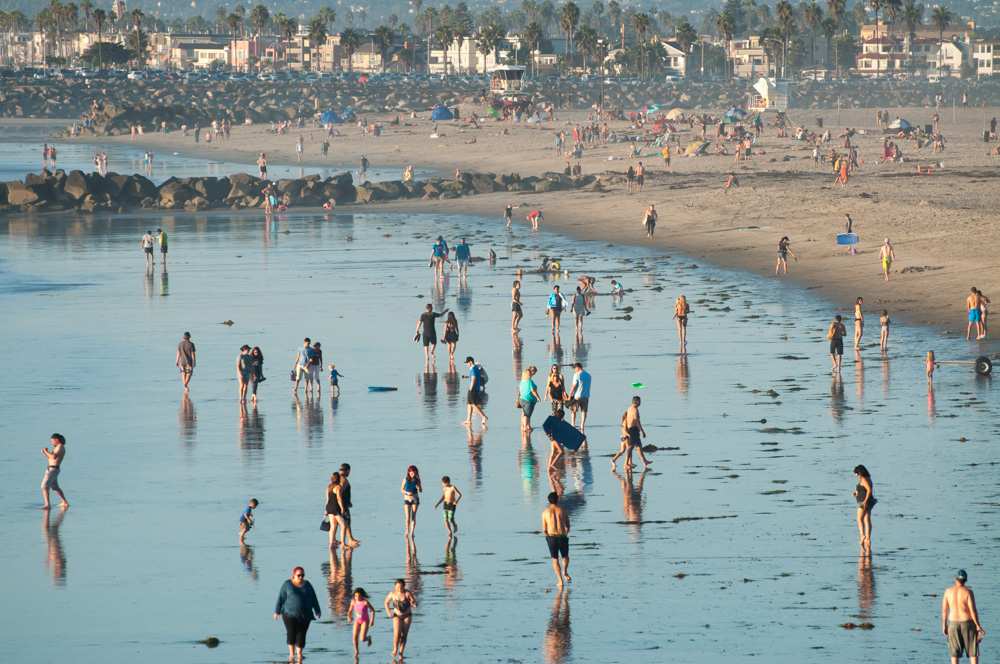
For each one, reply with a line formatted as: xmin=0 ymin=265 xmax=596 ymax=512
xmin=748 ymin=77 xmax=789 ymax=112
xmin=659 ymin=40 xmax=688 ymax=77
xmin=932 ymin=40 xmax=969 ymax=78
xmin=728 ymin=37 xmax=772 ymax=79
xmin=972 ymin=40 xmax=1000 ymax=76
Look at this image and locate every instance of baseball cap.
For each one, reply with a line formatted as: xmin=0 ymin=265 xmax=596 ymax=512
xmin=956 ymin=569 xmax=968 ymax=582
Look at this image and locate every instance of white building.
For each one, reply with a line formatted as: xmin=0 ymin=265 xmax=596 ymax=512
xmin=932 ymin=40 xmax=968 ymax=77
xmin=659 ymin=40 xmax=687 ymax=77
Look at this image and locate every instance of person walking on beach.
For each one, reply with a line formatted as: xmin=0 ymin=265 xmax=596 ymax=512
xmin=249 ymin=346 xmax=265 ymax=404
xmin=624 ymin=396 xmax=652 ymax=470
xmin=40 ymin=433 xmax=69 ymax=510
xmin=519 ymin=366 xmax=542 ymax=432
xmin=854 ymin=297 xmax=865 ymax=350
xmin=571 ymin=286 xmax=590 ymax=334
xmin=879 ymin=238 xmax=895 ymax=282
xmin=548 ymin=286 xmax=566 ymax=335
xmin=510 ymin=279 xmax=524 ymax=332
xmin=642 ymin=203 xmax=658 ymax=239
xmin=237 ymin=345 xmax=253 ymax=403
xmin=257 ymin=153 xmax=268 ymax=179
xmin=852 ymin=465 xmax=876 ymax=552
xmin=333 ymin=463 xmax=360 ymax=547
xmin=879 ymin=311 xmax=890 ymax=352
xmin=239 ymin=498 xmax=258 ymax=544
xmin=310 ymin=342 xmax=324 ymax=395
xmin=544 ymin=364 xmax=567 ymax=414
xmin=415 ymin=304 xmax=448 ymax=362
xmin=967 ymin=288 xmax=984 ymax=340
xmin=273 ymin=566 xmax=321 ymax=663
xmin=568 ymin=363 xmax=591 ymax=432
xmin=942 ymin=569 xmax=986 ymax=664
xmin=635 ymin=161 xmax=646 ymax=192
xmin=542 ymin=491 xmax=571 ymax=587
xmin=347 ymin=588 xmax=375 ymax=657
xmin=156 ymin=228 xmax=168 ymax=268
xmin=776 ymin=236 xmax=796 ymax=275
xmin=977 ymin=288 xmax=991 ymax=339
xmin=292 ymin=338 xmax=315 ymax=396
xmin=455 ymin=238 xmax=471 ymax=278
xmin=430 ymin=237 xmax=449 ymax=280
xmin=401 ymin=465 xmax=422 ymax=539
xmin=434 ymin=475 xmax=463 ymax=537
xmin=443 ymin=312 xmax=460 ymax=363
xmin=176 ymin=331 xmax=196 ymax=390
xmin=827 ymin=315 xmax=847 ymax=373
xmin=140 ymin=230 xmax=155 ymax=268
xmin=296 ymin=135 xmax=304 ymax=163
xmin=674 ymin=295 xmax=690 ymax=351
xmin=504 ymin=203 xmax=514 ymax=230
xmin=384 ymin=579 xmax=417 ymax=660
xmin=464 ymin=356 xmax=489 ymax=428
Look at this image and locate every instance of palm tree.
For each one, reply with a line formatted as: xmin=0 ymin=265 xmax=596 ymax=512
xmin=826 ymin=0 xmax=846 ymax=75
xmin=884 ymin=0 xmax=902 ymax=36
xmin=870 ymin=0 xmax=882 ymax=43
xmin=803 ymin=3 xmax=823 ymax=67
xmin=373 ymin=25 xmax=393 ymax=72
xmin=307 ymin=17 xmax=328 ymax=69
xmin=674 ymin=18 xmax=697 ymax=55
xmin=819 ymin=16 xmax=836 ymax=69
xmin=318 ymin=6 xmax=336 ymax=32
xmin=607 ymin=0 xmax=622 ymax=43
xmin=930 ymin=5 xmax=952 ymax=76
xmin=574 ymin=24 xmax=599 ymax=72
xmin=715 ymin=10 xmax=734 ymax=77
xmin=249 ymin=5 xmax=269 ymax=71
xmin=130 ymin=8 xmax=144 ymax=68
xmin=434 ymin=24 xmax=455 ymax=73
xmin=80 ymin=0 xmax=92 ymax=31
xmin=227 ymin=13 xmax=242 ymax=39
xmin=744 ymin=0 xmax=758 ymax=35
xmin=93 ymin=7 xmax=105 ymax=68
xmin=476 ymin=22 xmax=504 ymax=72
xmin=902 ymin=0 xmax=923 ymax=72
xmin=775 ymin=0 xmax=794 ymax=78
xmin=215 ymin=6 xmax=228 ymax=33
xmin=340 ymin=27 xmax=364 ymax=72
xmin=632 ymin=12 xmax=651 ymax=78
xmin=522 ymin=21 xmax=543 ymax=76
xmin=559 ymin=1 xmax=580 ymax=64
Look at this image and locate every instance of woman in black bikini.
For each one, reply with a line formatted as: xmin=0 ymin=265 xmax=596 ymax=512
xmin=545 ymin=364 xmax=567 ymax=413
xmin=852 ymin=464 xmax=876 ymax=552
xmin=443 ymin=312 xmax=460 ymax=363
xmin=325 ymin=472 xmax=348 ymax=549
xmin=511 ymin=280 xmax=523 ymax=332
xmin=384 ymin=578 xmax=418 ymax=659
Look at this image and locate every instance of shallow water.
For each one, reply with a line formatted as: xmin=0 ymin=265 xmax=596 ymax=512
xmin=0 ymin=124 xmax=421 ymax=184
xmin=1 ymin=208 xmax=998 ymax=663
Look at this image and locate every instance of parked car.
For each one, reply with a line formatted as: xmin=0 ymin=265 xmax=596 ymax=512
xmin=126 ymin=70 xmax=146 ymax=80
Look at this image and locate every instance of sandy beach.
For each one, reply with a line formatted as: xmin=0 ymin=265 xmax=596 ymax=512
xmin=71 ymin=106 xmax=1000 ymax=337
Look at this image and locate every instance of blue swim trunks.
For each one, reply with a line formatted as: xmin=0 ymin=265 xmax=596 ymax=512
xmin=970 ymin=309 xmax=982 ymax=322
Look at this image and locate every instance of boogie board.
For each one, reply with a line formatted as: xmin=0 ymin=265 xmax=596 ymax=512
xmin=836 ymin=233 xmax=859 ymax=246
xmin=542 ymin=416 xmax=586 ymax=451
xmin=367 ymin=386 xmax=398 ymax=392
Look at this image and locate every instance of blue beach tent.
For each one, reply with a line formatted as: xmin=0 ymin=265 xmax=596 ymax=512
xmin=431 ymin=105 xmax=454 ymax=121
xmin=320 ymin=110 xmax=342 ymax=124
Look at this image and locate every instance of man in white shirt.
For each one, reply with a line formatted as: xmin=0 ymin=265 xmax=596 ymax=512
xmin=569 ymin=363 xmax=591 ymax=432
xmin=139 ymin=230 xmax=155 ymax=267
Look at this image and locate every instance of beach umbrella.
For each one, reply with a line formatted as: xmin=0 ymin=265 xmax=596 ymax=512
xmin=665 ymin=108 xmax=685 ymax=120
xmin=684 ymin=140 xmax=709 ymax=156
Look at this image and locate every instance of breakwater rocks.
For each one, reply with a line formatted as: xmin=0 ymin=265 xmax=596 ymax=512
xmin=5 ymin=75 xmax=994 ymax=134
xmin=0 ymin=169 xmax=605 ymax=215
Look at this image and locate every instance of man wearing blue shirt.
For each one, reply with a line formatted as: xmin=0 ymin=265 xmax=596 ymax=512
xmin=569 ymin=362 xmax=592 ymax=432
xmin=292 ymin=337 xmax=315 ymax=396
xmin=455 ymin=238 xmax=471 ymax=277
xmin=463 ymin=356 xmax=488 ymax=428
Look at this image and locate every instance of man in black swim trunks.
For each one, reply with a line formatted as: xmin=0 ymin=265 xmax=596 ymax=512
xmin=541 ymin=491 xmax=571 ymax=587
xmin=414 ymin=304 xmax=448 ymax=362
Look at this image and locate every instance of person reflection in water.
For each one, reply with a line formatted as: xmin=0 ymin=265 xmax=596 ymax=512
xmin=42 ymin=508 xmax=67 ymax=586
xmin=857 ymin=552 xmax=875 ymax=622
xmin=544 ymin=590 xmax=571 ymax=664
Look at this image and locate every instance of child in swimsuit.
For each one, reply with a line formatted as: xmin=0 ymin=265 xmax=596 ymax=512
xmin=879 ymin=310 xmax=890 ymax=352
xmin=328 ymin=363 xmax=343 ymax=394
xmin=434 ymin=475 xmax=463 ymax=536
xmin=347 ymin=588 xmax=375 ymax=656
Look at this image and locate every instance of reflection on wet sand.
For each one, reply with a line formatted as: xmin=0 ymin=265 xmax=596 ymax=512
xmin=323 ymin=546 xmax=354 ymax=624
xmin=571 ymin=338 xmax=589 ymax=365
xmin=830 ymin=375 xmax=846 ymax=423
xmin=880 ymin=355 xmax=890 ymax=399
xmin=443 ymin=537 xmax=459 ymax=593
xmin=543 ymin=590 xmax=571 ymax=664
xmin=927 ymin=382 xmax=937 ymax=421
xmin=239 ymin=543 xmax=258 ymax=582
xmin=467 ymin=428 xmax=484 ymax=488
xmin=239 ymin=402 xmax=265 ymax=459
xmin=615 ymin=469 xmax=647 ymax=537
xmin=857 ymin=552 xmax=875 ymax=621
xmin=854 ymin=351 xmax=865 ymax=402
xmin=405 ymin=541 xmax=423 ymax=601
xmin=419 ymin=370 xmax=438 ymax=414
xmin=676 ymin=355 xmax=689 ymax=397
xmin=42 ymin=508 xmax=67 ymax=587
xmin=178 ymin=393 xmax=196 ymax=445
xmin=443 ymin=365 xmax=460 ymax=404
xmin=512 ymin=332 xmax=523 ymax=380
xmin=548 ymin=336 xmax=563 ymax=367
xmin=519 ymin=433 xmax=539 ymax=499
xmin=159 ymin=268 xmax=169 ymax=297
xmin=292 ymin=395 xmax=324 ymax=446
xmin=548 ymin=465 xmax=586 ymax=520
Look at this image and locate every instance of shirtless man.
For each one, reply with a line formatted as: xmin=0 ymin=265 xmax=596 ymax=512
xmin=879 ymin=238 xmax=896 ymax=282
xmin=541 ymin=491 xmax=571 ymax=587
xmin=511 ymin=280 xmax=523 ymax=331
xmin=624 ymin=396 xmax=652 ymax=469
xmin=140 ymin=230 xmax=155 ymax=267
xmin=176 ymin=331 xmax=196 ymax=390
xmin=967 ymin=288 xmax=984 ymax=340
xmin=41 ymin=433 xmax=69 ymax=509
xmin=942 ymin=569 xmax=985 ymax=664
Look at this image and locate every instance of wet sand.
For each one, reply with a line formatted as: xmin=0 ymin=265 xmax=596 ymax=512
xmin=2 ymin=208 xmax=999 ymax=662
xmin=75 ymin=106 xmax=1000 ymax=335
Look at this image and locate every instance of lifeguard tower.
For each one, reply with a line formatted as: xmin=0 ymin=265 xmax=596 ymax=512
xmin=748 ymin=77 xmax=789 ymax=112
xmin=490 ymin=65 xmax=529 ymax=104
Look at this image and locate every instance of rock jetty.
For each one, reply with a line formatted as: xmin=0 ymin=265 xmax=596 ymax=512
xmin=0 ymin=168 xmax=605 ymax=215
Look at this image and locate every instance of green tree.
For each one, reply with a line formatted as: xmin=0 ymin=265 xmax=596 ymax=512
xmin=715 ymin=10 xmax=735 ymax=77
xmin=775 ymin=0 xmax=795 ymax=77
xmin=803 ymin=2 xmax=823 ymax=67
xmin=674 ymin=19 xmax=697 ymax=54
xmin=902 ymin=0 xmax=923 ymax=72
xmin=251 ymin=4 xmax=270 ymax=35
xmin=308 ymin=17 xmax=328 ymax=69
xmin=452 ymin=2 xmax=474 ymax=73
xmin=574 ymin=24 xmax=599 ymax=71
xmin=126 ymin=28 xmax=148 ymax=67
xmin=226 ymin=13 xmax=242 ymax=38
xmin=632 ymin=12 xmax=651 ymax=77
xmin=81 ymin=40 xmax=131 ymax=66
xmin=559 ymin=1 xmax=580 ymax=62
xmin=373 ymin=25 xmax=394 ymax=72
xmin=318 ymin=6 xmax=336 ymax=32
xmin=522 ymin=21 xmax=544 ymax=76
xmin=827 ymin=0 xmax=846 ymax=74
xmin=930 ymin=4 xmax=953 ymax=75
xmin=476 ymin=22 xmax=504 ymax=72
xmin=340 ymin=27 xmax=364 ymax=72
xmin=92 ymin=7 xmax=106 ymax=68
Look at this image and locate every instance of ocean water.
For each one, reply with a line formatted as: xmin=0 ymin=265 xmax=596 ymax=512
xmin=0 ymin=124 xmax=423 ymax=184
xmin=1 ymin=207 xmax=999 ymax=663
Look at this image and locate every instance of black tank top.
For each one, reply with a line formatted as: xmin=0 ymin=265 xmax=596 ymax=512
xmin=326 ymin=489 xmax=341 ymax=515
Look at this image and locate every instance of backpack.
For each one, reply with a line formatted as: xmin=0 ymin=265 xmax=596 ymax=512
xmin=475 ymin=364 xmax=488 ymax=388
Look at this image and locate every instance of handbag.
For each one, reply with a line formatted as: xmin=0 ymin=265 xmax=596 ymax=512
xmin=320 ymin=517 xmax=330 ymax=532
xmin=290 ymin=369 xmax=297 ymax=382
